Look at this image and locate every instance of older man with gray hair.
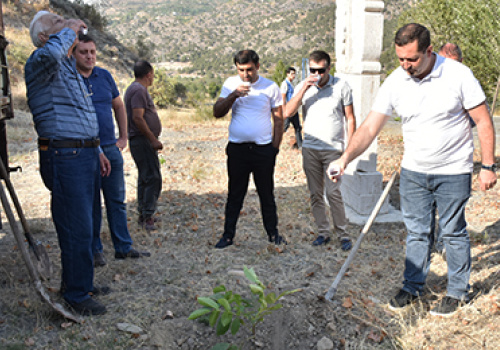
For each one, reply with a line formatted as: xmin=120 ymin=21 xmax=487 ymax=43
xmin=25 ymin=10 xmax=110 ymax=316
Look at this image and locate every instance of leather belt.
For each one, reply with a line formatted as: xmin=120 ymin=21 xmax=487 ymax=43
xmin=38 ymin=138 xmax=100 ymax=149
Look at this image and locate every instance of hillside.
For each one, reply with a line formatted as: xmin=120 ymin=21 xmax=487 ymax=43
xmin=103 ymin=0 xmax=413 ymax=78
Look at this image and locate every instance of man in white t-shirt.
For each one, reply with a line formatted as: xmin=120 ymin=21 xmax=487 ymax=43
xmin=213 ymin=50 xmax=285 ymax=249
xmin=280 ymin=66 xmax=302 ymax=149
xmin=329 ymin=23 xmax=497 ymax=316
xmin=286 ymin=50 xmax=356 ymax=251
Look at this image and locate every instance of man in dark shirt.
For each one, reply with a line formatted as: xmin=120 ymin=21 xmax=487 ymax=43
xmin=124 ymin=60 xmax=163 ymax=231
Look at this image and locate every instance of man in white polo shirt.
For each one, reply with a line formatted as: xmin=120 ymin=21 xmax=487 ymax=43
xmin=213 ymin=50 xmax=285 ymax=249
xmin=329 ymin=23 xmax=497 ymax=316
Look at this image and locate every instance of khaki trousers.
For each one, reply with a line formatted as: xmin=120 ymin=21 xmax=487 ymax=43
xmin=302 ymin=147 xmax=347 ymax=237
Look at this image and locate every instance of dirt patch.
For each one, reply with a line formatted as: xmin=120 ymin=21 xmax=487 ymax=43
xmin=0 ymin=114 xmax=499 ymax=349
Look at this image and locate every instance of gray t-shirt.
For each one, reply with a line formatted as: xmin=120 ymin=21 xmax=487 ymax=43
xmin=293 ymin=75 xmax=352 ymax=151
xmin=124 ymin=81 xmax=162 ymax=138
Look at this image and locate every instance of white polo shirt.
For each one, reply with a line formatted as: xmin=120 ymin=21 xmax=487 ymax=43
xmin=372 ymin=54 xmax=486 ymax=174
xmin=220 ymin=75 xmax=283 ymax=144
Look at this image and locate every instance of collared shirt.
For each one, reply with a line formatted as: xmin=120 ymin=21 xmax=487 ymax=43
xmin=220 ymin=75 xmax=283 ymax=144
xmin=294 ymin=74 xmax=353 ymax=151
xmin=25 ymin=28 xmax=99 ymax=140
xmin=83 ymin=67 xmax=120 ymax=146
xmin=372 ymin=53 xmax=486 ymax=174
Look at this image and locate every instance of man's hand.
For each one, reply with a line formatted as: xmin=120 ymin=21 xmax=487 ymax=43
xmin=99 ymin=152 xmax=111 ymax=177
xmin=151 ymin=139 xmax=163 ymax=150
xmin=66 ymin=19 xmax=87 ymax=35
xmin=327 ymin=158 xmax=347 ymax=183
xmin=478 ymin=169 xmax=497 ymax=191
xmin=234 ymin=83 xmax=251 ymax=98
xmin=116 ymin=137 xmax=127 ymax=151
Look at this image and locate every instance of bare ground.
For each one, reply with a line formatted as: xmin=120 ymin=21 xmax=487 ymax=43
xmin=0 ymin=111 xmax=499 ymax=349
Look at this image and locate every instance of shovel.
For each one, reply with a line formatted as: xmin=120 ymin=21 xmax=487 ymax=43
xmin=0 ymin=158 xmax=52 ymax=279
xmin=325 ymin=171 xmax=397 ymax=301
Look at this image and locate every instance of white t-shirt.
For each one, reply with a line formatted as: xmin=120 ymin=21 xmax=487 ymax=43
xmin=372 ymin=54 xmax=485 ymax=174
xmin=294 ymin=75 xmax=353 ymax=151
xmin=220 ymin=75 xmax=283 ymax=144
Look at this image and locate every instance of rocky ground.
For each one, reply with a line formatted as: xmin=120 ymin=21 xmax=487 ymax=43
xmin=0 ymin=111 xmax=499 ymax=349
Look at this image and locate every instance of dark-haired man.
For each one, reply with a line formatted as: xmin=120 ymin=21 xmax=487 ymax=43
xmin=124 ymin=60 xmax=163 ymax=231
xmin=329 ymin=23 xmax=497 ymax=316
xmin=25 ymin=11 xmax=110 ymax=315
xmin=280 ymin=66 xmax=302 ymax=149
xmin=73 ymin=36 xmax=150 ymax=262
xmin=213 ymin=50 xmax=285 ymax=248
xmin=286 ymin=50 xmax=356 ymax=251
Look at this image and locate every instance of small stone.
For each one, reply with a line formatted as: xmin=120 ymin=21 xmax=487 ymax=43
xmin=116 ymin=323 xmax=144 ymax=335
xmin=317 ymin=336 xmax=334 ymax=350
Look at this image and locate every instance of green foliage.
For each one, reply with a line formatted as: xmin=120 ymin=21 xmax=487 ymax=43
xmin=397 ymin=0 xmax=500 ymax=101
xmin=135 ymin=34 xmax=154 ymax=60
xmin=73 ymin=0 xmax=109 ymax=31
xmin=270 ymin=60 xmax=287 ymax=86
xmin=188 ymin=266 xmax=301 ymax=350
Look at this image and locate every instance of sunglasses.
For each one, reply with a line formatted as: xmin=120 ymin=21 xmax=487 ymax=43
xmin=309 ymin=67 xmax=327 ymax=74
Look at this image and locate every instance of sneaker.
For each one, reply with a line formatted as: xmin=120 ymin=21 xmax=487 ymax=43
xmin=215 ymin=237 xmax=233 ymax=249
xmin=69 ymin=298 xmax=107 ymax=316
xmin=312 ymin=235 xmax=331 ymax=246
xmin=138 ymin=215 xmax=160 ymax=226
xmin=340 ymin=238 xmax=353 ymax=251
xmin=430 ymin=296 xmax=465 ymax=317
xmin=115 ymin=248 xmax=151 ymax=259
xmin=94 ymin=252 xmax=107 ymax=267
xmin=388 ymin=289 xmax=420 ymax=310
xmin=144 ymin=217 xmax=157 ymax=231
xmin=269 ymin=234 xmax=287 ymax=245
xmin=90 ymin=285 xmax=112 ymax=296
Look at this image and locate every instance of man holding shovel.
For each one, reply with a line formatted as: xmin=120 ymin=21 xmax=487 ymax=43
xmin=329 ymin=23 xmax=496 ymax=316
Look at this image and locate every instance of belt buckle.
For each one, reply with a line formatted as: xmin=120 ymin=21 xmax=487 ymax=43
xmin=39 ymin=145 xmax=48 ymax=151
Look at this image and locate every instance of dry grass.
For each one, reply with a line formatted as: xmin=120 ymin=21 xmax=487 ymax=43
xmin=0 ymin=110 xmax=498 ymax=349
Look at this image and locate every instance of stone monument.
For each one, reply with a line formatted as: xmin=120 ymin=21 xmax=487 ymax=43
xmin=335 ymin=0 xmax=391 ymax=216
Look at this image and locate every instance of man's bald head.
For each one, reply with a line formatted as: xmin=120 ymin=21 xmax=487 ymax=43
xmin=438 ymin=43 xmax=463 ymax=62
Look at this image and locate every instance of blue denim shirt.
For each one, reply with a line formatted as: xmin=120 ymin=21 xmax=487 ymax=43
xmin=25 ymin=28 xmax=99 ymax=140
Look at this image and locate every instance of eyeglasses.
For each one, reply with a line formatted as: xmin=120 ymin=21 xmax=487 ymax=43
xmin=309 ymin=67 xmax=327 ymax=74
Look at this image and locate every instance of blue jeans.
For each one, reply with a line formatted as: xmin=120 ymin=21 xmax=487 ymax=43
xmin=93 ymin=145 xmax=133 ymax=254
xmin=39 ymin=146 xmax=100 ymax=304
xmin=399 ymin=168 xmax=471 ymax=300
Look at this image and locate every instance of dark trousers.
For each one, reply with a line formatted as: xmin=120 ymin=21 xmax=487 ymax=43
xmin=284 ymin=112 xmax=302 ymax=148
xmin=129 ymin=135 xmax=162 ymax=219
xmin=223 ymin=142 xmax=279 ymax=240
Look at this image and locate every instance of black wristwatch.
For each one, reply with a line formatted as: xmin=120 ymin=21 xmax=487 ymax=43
xmin=481 ymin=164 xmax=498 ymax=172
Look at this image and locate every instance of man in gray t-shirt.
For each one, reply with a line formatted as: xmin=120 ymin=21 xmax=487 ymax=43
xmin=124 ymin=60 xmax=163 ymax=231
xmin=286 ymin=50 xmax=356 ymax=250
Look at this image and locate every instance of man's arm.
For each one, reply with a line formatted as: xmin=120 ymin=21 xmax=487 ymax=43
xmin=281 ymin=93 xmax=287 ymax=118
xmin=112 ymin=96 xmax=127 ymax=150
xmin=468 ymin=102 xmax=497 ymax=191
xmin=132 ymin=108 xmax=163 ymax=150
xmin=328 ymin=110 xmax=390 ymax=180
xmin=271 ymin=105 xmax=284 ymax=149
xmin=285 ymin=75 xmax=317 ymax=118
xmin=343 ymin=104 xmax=357 ymax=144
xmin=213 ymin=84 xmax=250 ymax=118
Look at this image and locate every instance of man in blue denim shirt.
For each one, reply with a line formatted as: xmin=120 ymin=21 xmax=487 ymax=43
xmin=73 ymin=35 xmax=150 ymax=265
xmin=25 ymin=11 xmax=111 ymax=316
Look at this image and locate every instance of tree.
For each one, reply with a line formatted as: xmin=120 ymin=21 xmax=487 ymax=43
xmin=270 ymin=60 xmax=287 ymax=86
xmin=397 ymin=0 xmax=500 ymax=102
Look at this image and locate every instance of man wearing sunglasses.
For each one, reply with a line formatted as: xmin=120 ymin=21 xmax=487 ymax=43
xmin=286 ymin=50 xmax=356 ymax=251
xmin=328 ymin=23 xmax=496 ymax=316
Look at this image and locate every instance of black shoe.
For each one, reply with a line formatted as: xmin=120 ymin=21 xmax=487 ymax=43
xmin=269 ymin=234 xmax=287 ymax=245
xmin=430 ymin=296 xmax=465 ymax=317
xmin=90 ymin=285 xmax=112 ymax=296
xmin=115 ymin=248 xmax=151 ymax=259
xmin=69 ymin=298 xmax=107 ymax=316
xmin=312 ymin=235 xmax=331 ymax=246
xmin=388 ymin=289 xmax=419 ymax=310
xmin=215 ymin=237 xmax=233 ymax=249
xmin=340 ymin=238 xmax=353 ymax=251
xmin=94 ymin=252 xmax=107 ymax=267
